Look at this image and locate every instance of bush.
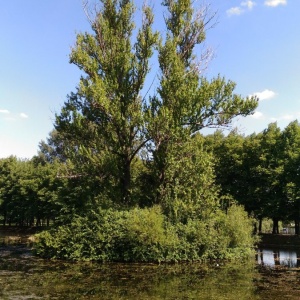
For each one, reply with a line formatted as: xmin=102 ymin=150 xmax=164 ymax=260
xmin=35 ymin=209 xmax=128 ymax=261
xmin=35 ymin=205 xmax=256 ymax=262
xmin=35 ymin=206 xmax=178 ymax=262
xmin=209 ymin=205 xmax=258 ymax=259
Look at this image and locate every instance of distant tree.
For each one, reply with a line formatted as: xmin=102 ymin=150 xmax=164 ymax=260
xmin=257 ymin=123 xmax=286 ymax=234
xmin=35 ymin=130 xmax=68 ymax=164
xmin=281 ymin=120 xmax=300 ymax=234
xmin=0 ymin=157 xmax=62 ymax=226
xmin=0 ymin=156 xmax=19 ymax=225
xmin=0 ymin=157 xmax=38 ymax=226
xmin=209 ymin=130 xmax=245 ymax=200
xmin=240 ymin=133 xmax=265 ymax=232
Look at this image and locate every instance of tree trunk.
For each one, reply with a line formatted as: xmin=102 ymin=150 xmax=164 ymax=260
xmin=253 ymin=221 xmax=257 ymax=234
xmin=36 ymin=218 xmax=41 ymax=227
xmin=272 ymin=218 xmax=279 ymax=234
xmin=3 ymin=212 xmax=6 ymax=226
xmin=258 ymin=217 xmax=262 ymax=234
xmin=273 ymin=250 xmax=280 ymax=265
xmin=295 ymin=219 xmax=299 ymax=235
xmin=120 ymin=157 xmax=131 ymax=204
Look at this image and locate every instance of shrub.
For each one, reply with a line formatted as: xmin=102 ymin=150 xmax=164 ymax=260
xmin=35 ymin=205 xmax=256 ymax=262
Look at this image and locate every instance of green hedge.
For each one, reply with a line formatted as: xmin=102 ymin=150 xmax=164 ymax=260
xmin=34 ymin=205 xmax=257 ymax=262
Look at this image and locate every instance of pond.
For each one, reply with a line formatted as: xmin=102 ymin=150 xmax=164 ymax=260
xmin=1 ymin=240 xmax=300 ymax=299
xmin=256 ymin=248 xmax=300 ymax=268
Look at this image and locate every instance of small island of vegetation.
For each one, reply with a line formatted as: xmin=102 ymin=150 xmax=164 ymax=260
xmin=2 ymin=0 xmax=299 ymax=263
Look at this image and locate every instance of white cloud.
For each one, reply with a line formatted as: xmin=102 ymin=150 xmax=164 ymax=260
xmin=251 ymin=111 xmax=264 ymax=119
xmin=276 ymin=114 xmax=296 ymax=121
xmin=227 ymin=7 xmax=244 ymax=16
xmin=281 ymin=114 xmax=294 ymax=120
xmin=241 ymin=1 xmax=256 ymax=10
xmin=20 ymin=113 xmax=29 ymax=119
xmin=227 ymin=1 xmax=256 ymax=17
xmin=264 ymin=0 xmax=287 ymax=7
xmin=0 ymin=109 xmax=10 ymax=114
xmin=271 ymin=114 xmax=294 ymax=121
xmin=252 ymin=89 xmax=276 ymax=101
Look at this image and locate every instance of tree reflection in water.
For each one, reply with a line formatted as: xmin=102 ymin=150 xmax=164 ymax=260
xmin=0 ymin=245 xmax=260 ymax=300
xmin=2 ymin=245 xmax=300 ymax=299
xmin=256 ymin=248 xmax=300 ymax=268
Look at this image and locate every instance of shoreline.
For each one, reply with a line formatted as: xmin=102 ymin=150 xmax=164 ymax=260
xmin=2 ymin=227 xmax=300 ymax=249
xmin=257 ymin=233 xmax=300 ymax=249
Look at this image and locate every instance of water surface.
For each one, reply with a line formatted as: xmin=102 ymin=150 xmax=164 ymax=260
xmin=256 ymin=248 xmax=300 ymax=268
xmin=1 ymin=242 xmax=300 ymax=299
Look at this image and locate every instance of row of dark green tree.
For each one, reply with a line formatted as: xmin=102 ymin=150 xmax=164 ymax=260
xmin=0 ymin=155 xmax=84 ymax=227
xmin=205 ymin=121 xmax=300 ymax=235
xmin=1 ymin=120 xmax=300 ymax=232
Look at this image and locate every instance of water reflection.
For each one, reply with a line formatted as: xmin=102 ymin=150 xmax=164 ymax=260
xmin=2 ymin=243 xmax=300 ymax=299
xmin=0 ymin=245 xmax=260 ymax=300
xmin=256 ymin=248 xmax=300 ymax=268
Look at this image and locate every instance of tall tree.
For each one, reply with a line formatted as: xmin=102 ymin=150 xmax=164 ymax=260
xmin=0 ymin=156 xmax=19 ymax=225
xmin=54 ymin=0 xmax=257 ymax=211
xmin=36 ymin=130 xmax=68 ymax=164
xmin=281 ymin=120 xmax=300 ymax=234
xmin=146 ymin=0 xmax=258 ymax=210
xmin=55 ymin=0 xmax=158 ymax=205
xmin=256 ymin=123 xmax=286 ymax=233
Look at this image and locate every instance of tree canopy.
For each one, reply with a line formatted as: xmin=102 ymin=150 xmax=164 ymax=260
xmin=54 ymin=0 xmax=258 ymax=209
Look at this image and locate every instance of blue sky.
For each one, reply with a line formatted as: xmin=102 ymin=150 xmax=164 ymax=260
xmin=0 ymin=0 xmax=299 ymax=158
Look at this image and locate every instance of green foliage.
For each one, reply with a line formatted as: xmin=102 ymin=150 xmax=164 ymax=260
xmin=35 ymin=204 xmax=256 ymax=262
xmin=35 ymin=206 xmax=172 ymax=262
xmin=54 ymin=0 xmax=257 ymax=208
xmin=221 ymin=205 xmax=258 ymax=255
xmin=205 ymin=120 xmax=300 ymax=234
xmin=159 ymin=135 xmax=219 ymax=223
xmin=0 ymin=157 xmax=62 ymax=226
xmin=55 ymin=0 xmax=158 ymax=205
xmin=259 ymin=218 xmax=283 ymax=233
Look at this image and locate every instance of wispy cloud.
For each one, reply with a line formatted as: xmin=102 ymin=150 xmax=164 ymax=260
xmin=264 ymin=0 xmax=287 ymax=7
xmin=20 ymin=113 xmax=29 ymax=119
xmin=252 ymin=89 xmax=276 ymax=101
xmin=227 ymin=1 xmax=256 ymax=16
xmin=251 ymin=111 xmax=264 ymax=119
xmin=242 ymin=1 xmax=256 ymax=10
xmin=0 ymin=109 xmax=10 ymax=114
xmin=227 ymin=0 xmax=287 ymax=17
xmin=270 ymin=114 xmax=295 ymax=122
xmin=227 ymin=6 xmax=244 ymax=16
xmin=0 ymin=110 xmax=29 ymax=121
xmin=280 ymin=114 xmax=294 ymax=120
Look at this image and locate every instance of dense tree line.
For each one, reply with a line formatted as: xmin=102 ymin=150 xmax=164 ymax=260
xmin=0 ymin=155 xmax=78 ymax=227
xmin=205 ymin=120 xmax=300 ymax=234
xmin=0 ymin=0 xmax=269 ymax=262
xmin=2 ymin=120 xmax=300 ymax=234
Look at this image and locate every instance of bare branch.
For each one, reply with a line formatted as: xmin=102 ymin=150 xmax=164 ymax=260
xmin=82 ymin=0 xmax=94 ymax=25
